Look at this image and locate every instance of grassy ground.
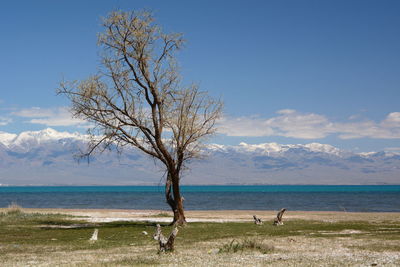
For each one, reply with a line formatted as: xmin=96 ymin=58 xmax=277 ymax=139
xmin=0 ymin=208 xmax=399 ymax=266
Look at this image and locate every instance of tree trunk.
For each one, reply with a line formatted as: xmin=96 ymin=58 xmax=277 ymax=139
xmin=165 ymin=171 xmax=186 ymax=226
xmin=153 ymin=224 xmax=179 ymax=252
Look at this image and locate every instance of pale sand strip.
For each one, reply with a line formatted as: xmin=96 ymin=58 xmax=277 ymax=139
xmin=2 ymin=208 xmax=400 ymax=223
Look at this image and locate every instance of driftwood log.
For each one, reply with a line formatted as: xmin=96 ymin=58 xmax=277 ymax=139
xmin=253 ymin=215 xmax=263 ymax=225
xmin=153 ymin=224 xmax=179 ymax=252
xmin=273 ymin=208 xmax=286 ymax=225
xmin=89 ymin=229 xmax=98 ymax=242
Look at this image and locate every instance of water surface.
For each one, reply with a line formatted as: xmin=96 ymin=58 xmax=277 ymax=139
xmin=1 ymin=185 xmax=399 ymax=212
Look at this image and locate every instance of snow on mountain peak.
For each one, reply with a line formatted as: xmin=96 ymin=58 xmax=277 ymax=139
xmin=238 ymin=142 xmax=341 ymax=155
xmin=303 ymin=143 xmax=341 ymax=155
xmin=0 ymin=132 xmax=17 ymax=147
xmin=206 ymin=143 xmax=227 ymax=152
xmin=1 ymin=128 xmax=87 ymax=149
xmin=0 ymin=129 xmax=350 ymax=158
xmin=238 ymin=142 xmax=284 ymax=154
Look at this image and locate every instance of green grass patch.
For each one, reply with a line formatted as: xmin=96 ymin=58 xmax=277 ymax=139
xmin=348 ymin=243 xmax=400 ymax=252
xmin=100 ymin=256 xmax=161 ymax=266
xmin=174 ymin=220 xmax=400 ymax=244
xmin=218 ymin=238 xmax=274 ymax=254
xmin=150 ymin=212 xmax=172 ymax=217
xmin=0 ymin=211 xmax=399 ymax=259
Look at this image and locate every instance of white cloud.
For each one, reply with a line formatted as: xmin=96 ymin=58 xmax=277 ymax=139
xmin=219 ymin=110 xmax=400 ymax=140
xmin=218 ymin=116 xmax=275 ymax=137
xmin=11 ymin=106 xmax=400 ymax=140
xmin=13 ymin=107 xmax=88 ymax=127
xmin=266 ymin=110 xmax=332 ymax=139
xmin=0 ymin=116 xmax=12 ymax=126
xmin=335 ymin=112 xmax=400 ymax=139
xmin=12 ymin=107 xmax=54 ymax=118
xmin=383 ymin=112 xmax=400 ymax=126
xmin=276 ymin=109 xmax=296 ymax=115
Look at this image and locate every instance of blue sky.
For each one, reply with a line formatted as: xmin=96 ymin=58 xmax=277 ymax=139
xmin=0 ymin=0 xmax=399 ymax=152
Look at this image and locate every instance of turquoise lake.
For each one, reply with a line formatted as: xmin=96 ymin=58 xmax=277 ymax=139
xmin=1 ymin=185 xmax=399 ymax=211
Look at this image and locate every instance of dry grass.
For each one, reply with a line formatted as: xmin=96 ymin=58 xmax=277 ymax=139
xmin=218 ymin=238 xmax=275 ymax=254
xmin=0 ymin=209 xmax=399 ymax=266
xmin=6 ymin=202 xmax=23 ymax=214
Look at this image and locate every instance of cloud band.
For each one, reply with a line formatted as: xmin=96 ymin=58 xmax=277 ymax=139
xmin=219 ymin=110 xmax=400 ymax=140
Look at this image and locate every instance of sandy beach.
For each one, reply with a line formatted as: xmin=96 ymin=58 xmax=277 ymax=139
xmin=15 ymin=208 xmax=400 ymax=223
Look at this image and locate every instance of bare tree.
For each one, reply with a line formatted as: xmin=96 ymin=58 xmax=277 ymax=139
xmin=58 ymin=10 xmax=222 ymax=225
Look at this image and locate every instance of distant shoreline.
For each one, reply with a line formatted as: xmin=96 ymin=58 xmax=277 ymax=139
xmin=1 ymin=184 xmax=400 ymax=187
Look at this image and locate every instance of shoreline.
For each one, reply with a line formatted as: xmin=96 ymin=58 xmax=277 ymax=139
xmin=3 ymin=208 xmax=400 ymax=223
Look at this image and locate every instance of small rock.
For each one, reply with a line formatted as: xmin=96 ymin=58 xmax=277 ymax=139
xmin=207 ymin=249 xmax=219 ymax=254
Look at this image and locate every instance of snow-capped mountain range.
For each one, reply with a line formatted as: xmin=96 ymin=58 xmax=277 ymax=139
xmin=0 ymin=128 xmax=399 ymax=185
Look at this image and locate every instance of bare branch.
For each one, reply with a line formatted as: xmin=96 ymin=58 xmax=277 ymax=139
xmin=59 ymin=10 xmax=222 ymax=226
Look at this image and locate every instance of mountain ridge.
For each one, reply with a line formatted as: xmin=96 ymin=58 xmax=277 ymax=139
xmin=0 ymin=128 xmax=399 ymax=185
